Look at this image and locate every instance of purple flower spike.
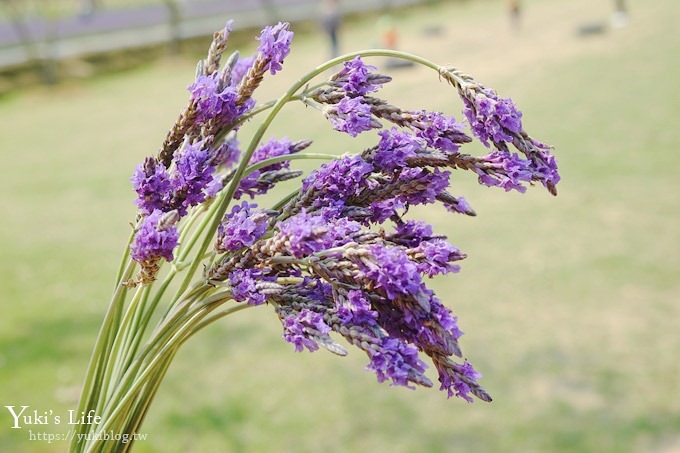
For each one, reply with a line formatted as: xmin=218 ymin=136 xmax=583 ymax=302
xmin=229 ymin=268 xmax=268 ymax=305
xmin=302 ymin=155 xmax=374 ymax=209
xmin=327 ymin=97 xmax=380 ymax=137
xmin=131 ymin=157 xmax=172 ymax=215
xmin=282 ymin=309 xmax=331 ymax=352
xmin=463 ymin=88 xmax=523 ymax=147
xmin=390 ymin=220 xmax=434 ymax=247
xmin=335 ymin=56 xmax=386 ymax=96
xmin=189 ymin=74 xmax=253 ymax=125
xmin=412 ymin=111 xmax=470 ymax=153
xmin=171 ymin=141 xmax=215 ymax=215
xmin=368 ymin=338 xmax=428 ymax=388
xmin=217 ymin=202 xmax=269 ymax=252
xmin=338 ymin=290 xmax=379 ymax=326
xmin=437 ymin=360 xmax=483 ymax=402
xmin=442 ymin=195 xmax=475 ymax=216
xmin=130 ymin=210 xmax=179 ymax=263
xmin=235 ymin=138 xmax=309 ymax=199
xmin=389 ymin=168 xmax=450 ymax=206
xmin=374 ymin=128 xmax=421 ymax=171
xmin=476 ymin=150 xmax=533 ymax=193
xmin=188 ymin=74 xmax=222 ymax=122
xmin=257 ymin=22 xmax=294 ymax=75
xmin=361 ymin=245 xmax=423 ymax=300
xmin=415 ymin=239 xmax=465 ymax=277
xmin=278 ymin=210 xmax=361 ymax=257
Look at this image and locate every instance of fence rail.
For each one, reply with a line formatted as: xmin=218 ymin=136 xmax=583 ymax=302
xmin=0 ymin=0 xmax=427 ymax=69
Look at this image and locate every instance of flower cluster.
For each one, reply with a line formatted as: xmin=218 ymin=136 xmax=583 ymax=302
xmin=216 ymin=202 xmax=269 ymax=252
xmin=128 ymin=21 xmax=295 ymax=281
xmin=460 ymin=86 xmax=560 ymax=193
xmin=208 ymin=137 xmax=503 ymax=399
xmin=257 ymin=22 xmax=294 ymax=75
xmin=125 ymin=21 xmax=560 ymax=403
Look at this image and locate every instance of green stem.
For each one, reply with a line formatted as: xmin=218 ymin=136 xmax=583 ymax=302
xmin=84 ymin=301 xmax=225 ymax=452
xmin=246 ymin=152 xmax=336 ymax=174
xmin=72 ymin=259 xmax=135 ymax=450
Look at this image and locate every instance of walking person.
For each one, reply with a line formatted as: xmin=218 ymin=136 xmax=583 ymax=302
xmin=508 ymin=0 xmax=521 ymax=31
xmin=611 ymin=0 xmax=628 ymax=28
xmin=321 ymin=0 xmax=341 ymax=59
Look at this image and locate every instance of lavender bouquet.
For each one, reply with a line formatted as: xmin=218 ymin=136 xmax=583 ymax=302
xmin=71 ymin=21 xmax=559 ymax=452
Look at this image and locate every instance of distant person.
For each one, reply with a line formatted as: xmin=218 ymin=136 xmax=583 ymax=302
xmin=377 ymin=14 xmax=397 ymax=50
xmin=508 ymin=0 xmax=521 ymax=30
xmin=611 ymin=0 xmax=628 ymax=28
xmin=321 ymin=0 xmax=341 ymax=59
xmin=78 ymin=0 xmax=99 ymax=20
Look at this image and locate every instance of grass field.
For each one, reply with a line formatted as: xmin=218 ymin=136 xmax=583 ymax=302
xmin=1 ymin=0 xmax=679 ymax=451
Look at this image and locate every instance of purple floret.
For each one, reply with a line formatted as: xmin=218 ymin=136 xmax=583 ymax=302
xmin=131 ymin=157 xmax=172 ymax=215
xmin=229 ymin=268 xmax=267 ymax=305
xmin=130 ymin=210 xmax=179 ymax=263
xmin=230 ymin=55 xmax=255 ymax=87
xmin=476 ymin=149 xmax=533 ymax=193
xmin=463 ymin=88 xmax=523 ymax=147
xmin=389 ymin=220 xmax=434 ymax=247
xmin=442 ymin=195 xmax=475 ymax=216
xmin=361 ymin=245 xmax=423 ymax=300
xmin=373 ymin=128 xmax=421 ymax=171
xmin=234 ymin=138 xmax=302 ymax=199
xmin=282 ymin=309 xmax=331 ymax=352
xmin=327 ymin=97 xmax=379 ymax=137
xmin=415 ymin=239 xmax=464 ymax=277
xmin=437 ymin=360 xmax=482 ymax=402
xmin=391 ymin=168 xmax=450 ymax=206
xmin=171 ymin=141 xmax=215 ymax=215
xmin=277 ymin=210 xmax=361 ymax=258
xmin=337 ymin=290 xmax=378 ymax=326
xmin=367 ymin=338 xmax=428 ymax=388
xmin=188 ymin=74 xmax=253 ymax=125
xmin=217 ymin=202 xmax=269 ymax=252
xmin=257 ymin=22 xmax=294 ymax=75
xmin=302 ymin=155 xmax=374 ymax=209
xmin=411 ymin=111 xmax=470 ymax=153
xmin=336 ymin=56 xmax=385 ymax=96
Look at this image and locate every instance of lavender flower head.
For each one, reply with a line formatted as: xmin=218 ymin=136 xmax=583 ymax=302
xmin=257 ymin=22 xmax=294 ymax=75
xmin=282 ymin=309 xmax=331 ymax=352
xmin=130 ymin=210 xmax=179 ymax=263
xmin=189 ymin=74 xmax=253 ymax=125
xmin=334 ymin=56 xmax=387 ymax=96
xmin=326 ymin=97 xmax=380 ymax=137
xmin=277 ymin=210 xmax=361 ymax=258
xmin=373 ymin=128 xmax=421 ymax=171
xmin=171 ymin=141 xmax=215 ymax=215
xmin=368 ymin=338 xmax=428 ymax=388
xmin=302 ymin=154 xmax=374 ymax=210
xmin=360 ymin=245 xmax=424 ymax=300
xmin=217 ymin=202 xmax=269 ymax=252
xmin=131 ymin=157 xmax=172 ymax=215
xmin=235 ymin=138 xmax=309 ymax=199
xmin=412 ymin=111 xmax=470 ymax=153
xmin=463 ymin=88 xmax=523 ymax=147
xmin=229 ymin=268 xmax=268 ymax=305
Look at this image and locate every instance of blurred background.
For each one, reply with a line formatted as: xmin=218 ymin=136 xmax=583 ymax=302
xmin=1 ymin=0 xmax=679 ymax=451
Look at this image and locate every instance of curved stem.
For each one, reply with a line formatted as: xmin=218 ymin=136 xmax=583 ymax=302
xmin=246 ymin=152 xmax=337 ymax=173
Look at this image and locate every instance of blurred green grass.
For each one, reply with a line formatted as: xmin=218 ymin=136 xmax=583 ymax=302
xmin=1 ymin=0 xmax=679 ymax=451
